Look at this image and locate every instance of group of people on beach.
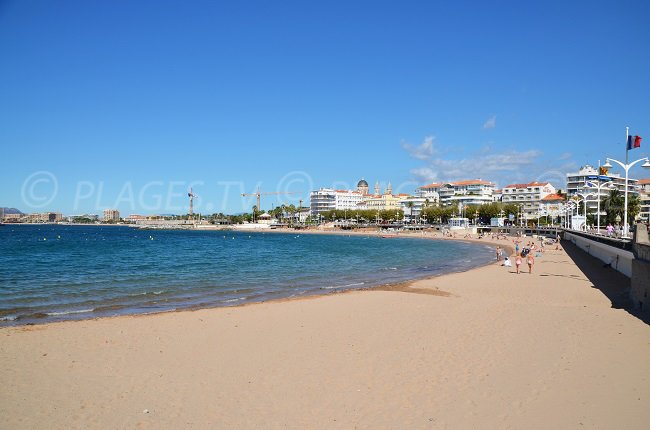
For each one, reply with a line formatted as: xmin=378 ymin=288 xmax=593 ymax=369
xmin=495 ymin=235 xmax=556 ymax=275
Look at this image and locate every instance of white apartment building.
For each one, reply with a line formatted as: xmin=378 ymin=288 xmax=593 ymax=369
xmin=501 ymin=182 xmax=556 ymax=220
xmin=416 ymin=180 xmax=495 ymax=207
xmin=399 ymin=197 xmax=430 ymax=221
xmin=566 ymin=165 xmax=639 ymax=215
xmin=639 ymin=178 xmax=650 ymax=221
xmin=309 ymin=188 xmax=364 ymax=215
xmin=492 ymin=189 xmax=503 ymax=202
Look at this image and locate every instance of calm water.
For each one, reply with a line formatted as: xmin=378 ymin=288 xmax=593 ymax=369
xmin=0 ymin=225 xmax=493 ymax=325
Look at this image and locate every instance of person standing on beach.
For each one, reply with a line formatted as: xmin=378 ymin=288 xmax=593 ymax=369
xmin=515 ymin=253 xmax=522 ymax=274
xmin=496 ymin=246 xmax=502 ymax=261
xmin=527 ymin=252 xmax=535 ymax=274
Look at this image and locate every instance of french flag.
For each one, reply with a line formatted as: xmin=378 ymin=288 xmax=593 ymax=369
xmin=627 ymin=135 xmax=642 ymax=150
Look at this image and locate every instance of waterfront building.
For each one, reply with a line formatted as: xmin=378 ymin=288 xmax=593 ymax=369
xmin=2 ymin=213 xmax=23 ymax=222
xmin=539 ymin=194 xmax=566 ymax=224
xmin=566 ymin=165 xmax=639 ymax=215
xmin=103 ymin=209 xmax=120 ymax=222
xmin=257 ymin=213 xmax=273 ymax=224
xmin=363 ymin=193 xmax=409 ymax=212
xmin=309 ymin=188 xmax=365 ymax=215
xmin=416 ymin=180 xmax=495 ymax=207
xmin=502 ymin=182 xmax=556 ymax=221
xmin=639 ymin=178 xmax=650 ymax=221
xmin=296 ymin=208 xmax=310 ymax=223
xmin=399 ymin=197 xmax=432 ymax=221
xmin=26 ymin=212 xmax=63 ymax=223
xmin=492 ymin=189 xmax=503 ymax=202
xmin=125 ymin=214 xmax=147 ymax=223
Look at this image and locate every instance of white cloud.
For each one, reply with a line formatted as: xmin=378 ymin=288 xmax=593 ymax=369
xmin=425 ymin=150 xmax=542 ymax=183
xmin=409 ymin=167 xmax=437 ymax=184
xmin=401 ymin=135 xmax=437 ymax=160
xmin=401 ymin=134 xmax=561 ymax=188
xmin=558 ymin=152 xmax=572 ymax=160
xmin=483 ymin=115 xmax=497 ymax=129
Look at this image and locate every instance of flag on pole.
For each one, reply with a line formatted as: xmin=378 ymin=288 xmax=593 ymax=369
xmin=627 ymin=135 xmax=642 ymax=150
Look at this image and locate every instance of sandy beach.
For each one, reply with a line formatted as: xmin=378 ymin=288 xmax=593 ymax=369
xmin=1 ymin=237 xmax=649 ymax=429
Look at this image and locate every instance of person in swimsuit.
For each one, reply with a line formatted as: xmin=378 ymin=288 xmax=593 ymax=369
xmin=527 ymin=253 xmax=535 ymax=274
xmin=515 ymin=253 xmax=522 ymax=274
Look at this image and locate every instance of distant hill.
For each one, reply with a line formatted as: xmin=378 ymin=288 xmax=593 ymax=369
xmin=2 ymin=207 xmax=24 ymax=215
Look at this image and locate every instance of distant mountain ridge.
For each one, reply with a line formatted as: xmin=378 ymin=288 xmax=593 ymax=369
xmin=2 ymin=207 xmax=24 ymax=215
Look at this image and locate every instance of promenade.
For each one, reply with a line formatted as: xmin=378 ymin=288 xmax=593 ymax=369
xmin=1 ymin=238 xmax=649 ymax=429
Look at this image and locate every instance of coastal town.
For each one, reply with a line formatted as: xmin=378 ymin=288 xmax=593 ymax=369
xmin=4 ymin=165 xmax=650 ymax=234
xmin=3 ymin=1 xmax=650 ymax=428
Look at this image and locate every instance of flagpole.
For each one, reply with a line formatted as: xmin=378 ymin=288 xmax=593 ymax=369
xmin=623 ymin=127 xmax=630 ymax=237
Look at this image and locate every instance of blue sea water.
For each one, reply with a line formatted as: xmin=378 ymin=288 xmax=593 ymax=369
xmin=0 ymin=225 xmax=494 ymax=325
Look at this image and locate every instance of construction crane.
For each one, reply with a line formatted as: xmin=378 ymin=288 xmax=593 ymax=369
xmin=188 ymin=187 xmax=197 ymax=217
xmin=241 ymin=187 xmax=299 ymax=212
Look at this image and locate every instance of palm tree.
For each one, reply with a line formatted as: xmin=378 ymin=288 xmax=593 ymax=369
xmin=603 ymin=189 xmax=624 ymax=225
xmin=627 ymin=194 xmax=641 ymax=224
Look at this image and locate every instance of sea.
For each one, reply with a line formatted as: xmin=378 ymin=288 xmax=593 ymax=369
xmin=0 ymin=225 xmax=494 ymax=325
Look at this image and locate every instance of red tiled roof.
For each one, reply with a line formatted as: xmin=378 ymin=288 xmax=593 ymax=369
xmin=453 ymin=179 xmax=494 ymax=186
xmin=638 ymin=178 xmax=650 ymax=185
xmin=541 ymin=194 xmax=565 ymax=201
xmin=420 ymin=182 xmax=443 ymax=188
xmin=420 ymin=179 xmax=494 ymax=188
xmin=504 ymin=181 xmax=551 ymax=189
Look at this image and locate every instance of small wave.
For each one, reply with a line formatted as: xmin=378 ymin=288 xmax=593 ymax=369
xmin=223 ymin=297 xmax=246 ymax=303
xmin=0 ymin=315 xmax=17 ymax=322
xmin=46 ymin=308 xmax=94 ymax=317
xmin=128 ymin=290 xmax=166 ymax=297
xmin=321 ymin=282 xmax=365 ymax=290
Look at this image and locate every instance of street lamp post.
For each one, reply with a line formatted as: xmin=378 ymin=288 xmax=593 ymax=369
xmin=602 ymin=155 xmax=650 ymax=238
xmin=574 ymin=190 xmax=597 ymax=230
xmin=583 ymin=179 xmax=616 ymax=235
xmin=565 ymin=201 xmax=577 ymax=229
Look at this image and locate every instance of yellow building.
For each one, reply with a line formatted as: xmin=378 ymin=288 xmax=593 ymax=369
xmin=362 ymin=189 xmax=409 ymax=211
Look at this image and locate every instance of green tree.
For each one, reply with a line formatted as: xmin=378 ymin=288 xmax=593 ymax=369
xmin=477 ymin=202 xmax=502 ymax=224
xmin=603 ymin=189 xmax=624 ymax=224
xmin=627 ymin=194 xmax=641 ymax=223
xmin=464 ymin=205 xmax=479 ymax=223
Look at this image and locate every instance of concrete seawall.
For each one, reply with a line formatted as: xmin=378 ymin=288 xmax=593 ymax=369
xmin=563 ymin=231 xmax=634 ymax=278
xmin=564 ymin=225 xmax=650 ymax=316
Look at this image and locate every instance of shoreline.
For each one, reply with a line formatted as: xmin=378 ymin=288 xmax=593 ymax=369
xmin=1 ymin=229 xmax=510 ymax=328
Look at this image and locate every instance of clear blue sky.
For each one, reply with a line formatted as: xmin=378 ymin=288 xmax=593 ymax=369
xmin=2 ymin=0 xmax=649 ymax=215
